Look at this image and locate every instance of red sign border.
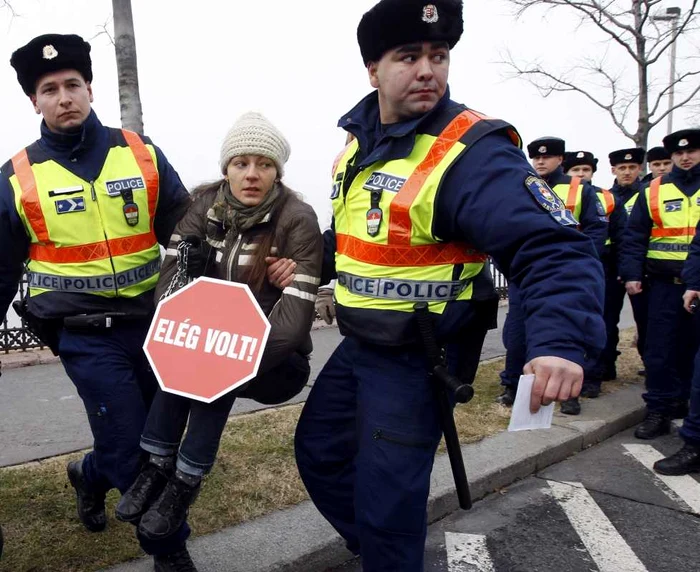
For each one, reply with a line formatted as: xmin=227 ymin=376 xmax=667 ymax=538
xmin=143 ymin=276 xmax=271 ymax=404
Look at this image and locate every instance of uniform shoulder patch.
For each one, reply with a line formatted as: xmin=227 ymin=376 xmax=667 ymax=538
xmin=524 ymin=175 xmax=578 ymax=226
xmin=595 ymin=198 xmax=606 ymax=217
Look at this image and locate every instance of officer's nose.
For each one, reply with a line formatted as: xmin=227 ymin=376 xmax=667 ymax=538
xmin=58 ymin=87 xmax=72 ymax=107
xmin=415 ymin=56 xmax=434 ymax=81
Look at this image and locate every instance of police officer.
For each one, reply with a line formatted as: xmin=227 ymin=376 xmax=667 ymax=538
xmin=654 ymin=131 xmax=700 ymax=474
xmin=563 ymin=150 xmax=623 ymax=398
xmin=597 ymin=148 xmax=648 ymax=383
xmin=498 ymin=138 xmax=606 ymax=415
xmin=620 ymin=131 xmax=700 ymax=441
xmin=643 ymin=146 xmax=673 ymax=183
xmin=0 ymin=35 xmax=195 ymax=571
xmin=293 ymin=1 xmax=605 ymax=569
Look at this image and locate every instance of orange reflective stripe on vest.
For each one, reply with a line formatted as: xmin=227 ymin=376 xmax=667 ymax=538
xmin=649 ymin=176 xmax=665 ymax=229
xmin=650 ymin=227 xmax=696 ymax=238
xmin=600 ymin=189 xmax=615 ymax=215
xmin=122 ymin=129 xmax=159 ymax=229
xmin=336 ymin=233 xmax=487 ymax=267
xmin=566 ymin=177 xmax=581 ymax=212
xmin=388 ymin=110 xmax=486 ymax=245
xmin=29 ymin=232 xmax=157 ymax=264
xmin=11 ymin=149 xmax=50 ymax=244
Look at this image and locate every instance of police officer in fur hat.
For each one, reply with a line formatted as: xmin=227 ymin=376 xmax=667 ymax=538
xmin=1 ymin=34 xmax=196 ymax=571
xmin=645 ymin=146 xmax=673 ymax=182
xmin=293 ymin=1 xmax=605 ymax=569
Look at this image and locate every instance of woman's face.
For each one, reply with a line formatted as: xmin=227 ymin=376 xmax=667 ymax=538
xmin=226 ymin=155 xmax=278 ymax=206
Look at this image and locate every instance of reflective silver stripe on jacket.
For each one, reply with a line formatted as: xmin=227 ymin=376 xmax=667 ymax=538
xmin=28 ymin=259 xmax=161 ymax=293
xmin=337 ymin=271 xmax=471 ymax=301
xmin=648 ymin=243 xmax=690 ymax=252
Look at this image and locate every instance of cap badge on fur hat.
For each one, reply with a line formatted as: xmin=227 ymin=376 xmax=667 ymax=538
xmin=42 ymin=45 xmax=58 ymax=60
xmin=422 ymin=4 xmax=439 ymax=23
xmin=625 ymin=153 xmax=632 ymax=160
xmin=680 ymin=139 xmax=689 ymax=147
xmin=576 ymin=152 xmax=584 ymax=158
xmin=539 ymin=146 xmax=547 ymax=154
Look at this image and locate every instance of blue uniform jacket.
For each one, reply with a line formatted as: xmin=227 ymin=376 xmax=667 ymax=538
xmin=619 ymin=164 xmax=700 ymax=282
xmin=324 ymin=88 xmax=605 ymax=365
xmin=0 ymin=110 xmax=191 ymax=320
xmin=543 ymin=168 xmax=607 ymax=259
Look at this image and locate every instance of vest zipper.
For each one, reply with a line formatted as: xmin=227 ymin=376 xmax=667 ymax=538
xmin=227 ymin=234 xmax=244 ymax=282
xmin=90 ymin=180 xmax=119 ymax=295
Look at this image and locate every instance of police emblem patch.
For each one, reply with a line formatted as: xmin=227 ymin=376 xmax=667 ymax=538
xmin=525 ymin=175 xmax=577 ymax=226
xmin=330 ymin=181 xmax=341 ymax=200
xmin=595 ymin=199 xmax=606 ymax=217
xmin=366 ymin=208 xmax=382 ymax=237
xmin=422 ymin=4 xmax=439 ymax=23
xmin=42 ymin=45 xmax=58 ymax=60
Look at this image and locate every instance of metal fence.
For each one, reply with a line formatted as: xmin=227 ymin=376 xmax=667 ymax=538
xmin=0 ymin=264 xmax=508 ymax=353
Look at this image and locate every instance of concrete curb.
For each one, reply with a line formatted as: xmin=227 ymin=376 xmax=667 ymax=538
xmin=105 ymin=382 xmax=646 ymax=572
xmin=1 ymin=349 xmax=60 ymax=370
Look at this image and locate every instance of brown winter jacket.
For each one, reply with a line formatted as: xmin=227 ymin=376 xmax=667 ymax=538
xmin=155 ymin=184 xmax=322 ymax=373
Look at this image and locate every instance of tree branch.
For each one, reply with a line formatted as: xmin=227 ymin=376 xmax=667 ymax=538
xmin=648 ymin=70 xmax=700 ymax=117
xmin=650 ymin=81 xmax=700 ymax=128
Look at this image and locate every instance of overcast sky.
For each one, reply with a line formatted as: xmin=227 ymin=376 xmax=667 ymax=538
xmin=1 ymin=0 xmax=698 ymax=230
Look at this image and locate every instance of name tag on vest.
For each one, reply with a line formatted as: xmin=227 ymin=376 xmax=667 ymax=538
xmin=105 ymin=177 xmax=146 ymax=197
xmin=363 ymin=171 xmax=407 ymax=193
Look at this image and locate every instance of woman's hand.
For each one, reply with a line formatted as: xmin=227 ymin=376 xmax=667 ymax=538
xmin=266 ymin=257 xmax=297 ymax=289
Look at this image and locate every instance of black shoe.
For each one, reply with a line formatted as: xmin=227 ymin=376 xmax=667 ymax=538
xmin=138 ymin=476 xmax=200 ymax=540
xmin=116 ymin=462 xmax=173 ymax=523
xmin=671 ymin=401 xmax=689 ymax=420
xmin=653 ymin=443 xmax=700 ymax=476
xmin=600 ymin=365 xmax=617 ymax=382
xmin=496 ymin=387 xmax=517 ymax=407
xmin=560 ymin=397 xmax=581 ymax=415
xmin=153 ymin=546 xmax=198 ymax=572
xmin=580 ymin=383 xmax=601 ymax=399
xmin=66 ymin=461 xmax=107 ymax=532
xmin=634 ymin=412 xmax=671 ymax=440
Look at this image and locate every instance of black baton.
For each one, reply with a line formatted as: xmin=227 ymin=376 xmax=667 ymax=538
xmin=414 ymin=302 xmax=473 ymax=510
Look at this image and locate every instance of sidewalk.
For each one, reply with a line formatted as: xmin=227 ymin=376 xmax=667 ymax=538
xmin=105 ymin=381 xmax=647 ymax=572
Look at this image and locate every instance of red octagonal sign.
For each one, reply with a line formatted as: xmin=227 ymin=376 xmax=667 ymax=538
xmin=144 ymin=277 xmax=271 ymax=403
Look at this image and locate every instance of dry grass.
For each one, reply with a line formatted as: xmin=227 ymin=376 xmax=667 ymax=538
xmin=0 ymin=328 xmax=643 ymax=572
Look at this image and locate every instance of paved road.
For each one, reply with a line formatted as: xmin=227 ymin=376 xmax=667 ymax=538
xmin=0 ymin=303 xmax=635 ymax=468
xmin=334 ymin=426 xmax=700 ymax=572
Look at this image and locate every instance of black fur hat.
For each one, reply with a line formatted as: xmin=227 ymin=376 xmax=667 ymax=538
xmin=357 ymin=0 xmax=464 ymax=65
xmin=608 ymin=148 xmax=645 ymax=166
xmin=663 ymin=129 xmax=700 ymax=153
xmin=11 ymin=34 xmax=92 ymax=95
xmin=563 ymin=150 xmax=598 ymax=173
xmin=527 ymin=137 xmax=565 ymax=158
xmin=645 ymin=146 xmax=670 ymax=162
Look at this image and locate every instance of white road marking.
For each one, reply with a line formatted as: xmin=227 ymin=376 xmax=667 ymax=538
xmin=623 ymin=444 xmax=700 ymax=514
xmin=548 ymin=480 xmax=648 ymax=572
xmin=445 ymin=532 xmax=495 ymax=572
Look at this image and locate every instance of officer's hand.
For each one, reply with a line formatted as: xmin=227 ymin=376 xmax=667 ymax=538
xmin=683 ymin=290 xmax=700 ymax=313
xmin=524 ymin=356 xmax=583 ymax=413
xmin=625 ymin=281 xmax=643 ymax=295
xmin=315 ymin=288 xmax=335 ymax=325
xmin=266 ymin=257 xmax=296 ymax=290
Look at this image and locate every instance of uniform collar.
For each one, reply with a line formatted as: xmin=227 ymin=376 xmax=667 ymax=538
xmin=39 ymin=109 xmax=102 ymax=160
xmin=669 ymin=163 xmax=700 ymax=186
xmin=611 ymin=178 xmax=640 ymax=197
xmin=543 ymin=167 xmax=566 ymax=187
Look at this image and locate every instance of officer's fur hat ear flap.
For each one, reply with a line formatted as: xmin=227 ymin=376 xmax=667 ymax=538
xmin=358 ymin=0 xmax=464 ymax=65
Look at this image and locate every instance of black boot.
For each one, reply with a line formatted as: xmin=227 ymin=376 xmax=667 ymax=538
xmin=601 ymin=364 xmax=617 ymax=381
xmin=496 ymin=387 xmax=517 ymax=406
xmin=153 ymin=545 xmax=198 ymax=572
xmin=115 ymin=455 xmax=174 ymax=523
xmin=580 ymin=383 xmax=601 ymax=398
xmin=138 ymin=472 xmax=201 ymax=540
xmin=560 ymin=397 xmax=581 ymax=415
xmin=634 ymin=412 xmax=671 ymax=440
xmin=653 ymin=443 xmax=700 ymax=476
xmin=671 ymin=400 xmax=689 ymax=420
xmin=66 ymin=460 xmax=107 ymax=532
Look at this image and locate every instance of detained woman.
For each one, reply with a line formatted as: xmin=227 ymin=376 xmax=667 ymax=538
xmin=114 ymin=112 xmax=322 ymax=569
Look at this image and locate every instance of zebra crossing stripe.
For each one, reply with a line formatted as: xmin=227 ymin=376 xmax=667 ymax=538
xmin=547 ymin=480 xmax=648 ymax=572
xmin=445 ymin=532 xmax=495 ymax=572
xmin=623 ymin=443 xmax=700 ymax=514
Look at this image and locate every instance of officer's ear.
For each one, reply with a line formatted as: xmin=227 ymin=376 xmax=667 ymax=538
xmin=87 ymin=82 xmax=94 ymax=104
xmin=368 ymin=61 xmax=380 ymax=89
xmin=29 ymin=94 xmax=41 ymax=115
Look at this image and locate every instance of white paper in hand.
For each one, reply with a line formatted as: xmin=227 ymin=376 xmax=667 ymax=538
xmin=507 ymin=374 xmax=555 ymax=432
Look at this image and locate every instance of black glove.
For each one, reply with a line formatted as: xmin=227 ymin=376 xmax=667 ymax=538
xmin=180 ymin=235 xmax=214 ymax=278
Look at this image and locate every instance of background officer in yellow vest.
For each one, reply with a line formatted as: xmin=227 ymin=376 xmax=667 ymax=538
xmin=498 ymin=137 xmax=606 ymax=416
xmin=655 ymin=130 xmax=700 ymax=475
xmin=294 ymin=1 xmax=605 ymax=569
xmin=621 ymin=131 xmax=700 ymax=442
xmin=563 ymin=150 xmax=625 ymax=399
xmin=0 ymin=34 xmax=195 ymax=570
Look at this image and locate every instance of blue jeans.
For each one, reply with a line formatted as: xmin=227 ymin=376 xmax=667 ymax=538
xmin=58 ymin=319 xmax=189 ymax=555
xmin=141 ymin=388 xmax=237 ymax=477
xmin=643 ymin=279 xmax=699 ymax=414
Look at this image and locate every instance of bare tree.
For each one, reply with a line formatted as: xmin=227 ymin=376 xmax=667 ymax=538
xmin=502 ymin=0 xmax=700 ymax=149
xmin=112 ymin=0 xmax=144 ymax=134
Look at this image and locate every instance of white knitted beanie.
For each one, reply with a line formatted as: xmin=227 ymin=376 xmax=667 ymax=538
xmin=219 ymin=112 xmax=291 ymax=176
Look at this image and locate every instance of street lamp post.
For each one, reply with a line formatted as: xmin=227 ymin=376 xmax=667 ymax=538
xmin=652 ymin=7 xmax=682 ymax=134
